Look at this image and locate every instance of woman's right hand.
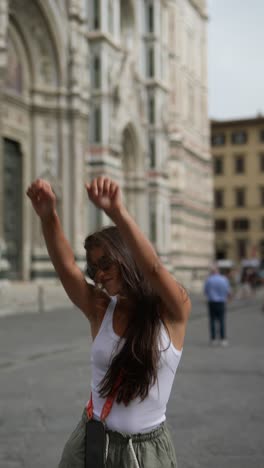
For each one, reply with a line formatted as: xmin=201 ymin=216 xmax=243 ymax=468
xmin=26 ymin=179 xmax=56 ymax=219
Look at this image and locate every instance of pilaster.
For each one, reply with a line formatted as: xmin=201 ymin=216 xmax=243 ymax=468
xmin=68 ymin=4 xmax=90 ymax=258
xmin=0 ymin=0 xmax=9 ymax=278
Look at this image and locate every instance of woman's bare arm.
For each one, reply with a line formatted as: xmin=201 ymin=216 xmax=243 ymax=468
xmin=110 ymin=205 xmax=191 ymax=323
xmin=85 ymin=177 xmax=191 ymax=324
xmin=26 ymin=179 xmax=97 ymax=320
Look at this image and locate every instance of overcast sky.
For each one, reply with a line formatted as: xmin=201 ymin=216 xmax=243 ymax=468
xmin=207 ymin=0 xmax=264 ymax=120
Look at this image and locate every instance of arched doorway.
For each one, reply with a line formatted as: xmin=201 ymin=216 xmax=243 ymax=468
xmin=3 ymin=139 xmax=23 ymax=279
xmin=1 ymin=0 xmax=62 ymax=280
xmin=2 ymin=30 xmax=28 ymax=279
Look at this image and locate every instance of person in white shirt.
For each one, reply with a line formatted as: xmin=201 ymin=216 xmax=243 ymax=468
xmin=27 ymin=176 xmax=191 ymax=468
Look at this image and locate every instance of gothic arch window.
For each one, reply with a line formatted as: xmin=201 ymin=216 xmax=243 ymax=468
xmin=146 ymin=2 xmax=154 ymax=33
xmin=93 ymin=0 xmax=100 ymax=29
xmin=92 ymin=55 xmax=101 ymax=89
xmin=122 ymin=126 xmax=136 ymax=172
xmin=148 ymin=94 xmax=155 ymax=124
xmin=150 ymin=211 xmax=157 ymax=243
xmin=120 ymin=0 xmax=135 ymax=49
xmin=149 ymin=137 xmax=156 ymax=168
xmin=5 ymin=35 xmax=23 ymax=94
xmin=146 ymin=46 xmax=155 ymax=77
xmin=94 ymin=106 xmax=101 ymax=142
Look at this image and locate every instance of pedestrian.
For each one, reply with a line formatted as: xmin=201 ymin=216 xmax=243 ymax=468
xmin=236 ymin=268 xmax=252 ymax=299
xmin=204 ymin=265 xmax=231 ymax=347
xmin=26 ymin=177 xmax=191 ymax=468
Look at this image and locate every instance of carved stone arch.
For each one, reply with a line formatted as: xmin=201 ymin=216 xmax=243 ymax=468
xmin=36 ymin=0 xmax=67 ymax=85
xmin=9 ymin=0 xmax=61 ymax=89
xmin=5 ymin=22 xmax=33 ymax=97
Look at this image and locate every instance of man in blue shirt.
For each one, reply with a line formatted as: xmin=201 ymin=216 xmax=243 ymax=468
xmin=204 ymin=265 xmax=231 ymax=346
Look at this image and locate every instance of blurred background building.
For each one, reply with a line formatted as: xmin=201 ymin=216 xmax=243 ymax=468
xmin=211 ymin=115 xmax=264 ymax=265
xmin=0 ymin=0 xmax=212 ymax=291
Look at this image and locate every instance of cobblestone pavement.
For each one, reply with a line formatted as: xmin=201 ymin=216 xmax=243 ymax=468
xmin=0 ymin=296 xmax=263 ymax=468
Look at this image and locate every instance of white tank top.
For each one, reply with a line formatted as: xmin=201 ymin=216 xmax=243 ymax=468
xmin=89 ymin=296 xmax=182 ymax=434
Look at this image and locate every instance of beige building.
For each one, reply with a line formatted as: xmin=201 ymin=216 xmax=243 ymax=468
xmin=0 ymin=0 xmax=212 ymax=291
xmin=211 ymin=116 xmax=264 ymax=264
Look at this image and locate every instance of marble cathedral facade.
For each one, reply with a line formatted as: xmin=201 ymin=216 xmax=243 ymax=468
xmin=0 ymin=0 xmax=213 ymax=290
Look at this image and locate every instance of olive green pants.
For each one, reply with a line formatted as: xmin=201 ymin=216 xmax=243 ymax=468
xmin=58 ymin=408 xmax=177 ymax=467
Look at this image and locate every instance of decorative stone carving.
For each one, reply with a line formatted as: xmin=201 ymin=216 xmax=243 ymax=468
xmin=108 ymin=53 xmax=127 ymax=111
xmin=55 ymin=0 xmax=68 ymax=13
xmin=0 ymin=0 xmax=8 ymax=85
xmin=0 ymin=0 xmax=8 ymax=49
xmin=133 ymin=69 xmax=146 ymax=121
xmin=5 ymin=35 xmax=23 ymax=93
xmin=10 ymin=0 xmax=58 ymax=87
xmin=109 ymin=51 xmax=146 ymax=150
xmin=40 ymin=117 xmax=58 ymax=177
xmin=69 ymin=24 xmax=89 ymax=95
xmin=0 ymin=0 xmax=211 ymax=290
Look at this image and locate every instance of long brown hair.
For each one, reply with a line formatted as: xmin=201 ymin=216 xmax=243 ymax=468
xmin=84 ymin=226 xmax=165 ymax=405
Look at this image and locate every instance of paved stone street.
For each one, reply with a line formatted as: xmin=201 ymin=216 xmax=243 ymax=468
xmin=0 ymin=295 xmax=264 ymax=468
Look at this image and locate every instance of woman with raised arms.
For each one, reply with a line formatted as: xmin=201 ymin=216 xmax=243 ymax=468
xmin=26 ymin=176 xmax=191 ymax=468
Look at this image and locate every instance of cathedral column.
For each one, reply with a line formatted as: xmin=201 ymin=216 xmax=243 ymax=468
xmin=68 ymin=2 xmax=90 ymax=262
xmin=0 ymin=0 xmax=9 ymax=278
xmin=100 ymin=0 xmax=108 ymax=32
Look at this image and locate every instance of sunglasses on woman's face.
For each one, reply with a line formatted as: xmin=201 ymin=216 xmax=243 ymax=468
xmin=86 ymin=256 xmax=114 ymax=280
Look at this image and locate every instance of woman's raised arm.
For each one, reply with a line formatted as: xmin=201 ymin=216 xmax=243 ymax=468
xmin=26 ymin=179 xmax=97 ymax=320
xmin=85 ymin=176 xmax=191 ymax=325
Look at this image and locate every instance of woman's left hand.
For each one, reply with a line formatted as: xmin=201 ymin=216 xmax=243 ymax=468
xmin=85 ymin=177 xmax=123 ymax=218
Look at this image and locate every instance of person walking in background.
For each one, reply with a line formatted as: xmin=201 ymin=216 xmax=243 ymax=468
xmin=26 ymin=176 xmax=191 ymax=468
xmin=204 ymin=265 xmax=231 ymax=347
xmin=237 ymin=268 xmax=253 ymax=299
